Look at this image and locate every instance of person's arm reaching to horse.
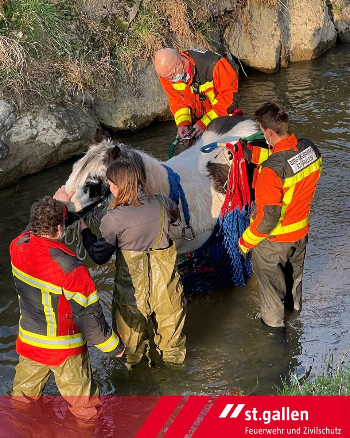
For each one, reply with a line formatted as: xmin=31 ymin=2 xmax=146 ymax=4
xmin=80 ymin=214 xmax=117 ymax=265
xmin=159 ymin=77 xmax=192 ymax=139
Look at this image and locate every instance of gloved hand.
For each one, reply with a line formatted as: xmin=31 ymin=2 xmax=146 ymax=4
xmin=237 ymin=236 xmax=252 ymax=258
xmin=115 ymin=335 xmax=126 ymax=358
xmin=238 ymin=138 xmax=253 ymax=161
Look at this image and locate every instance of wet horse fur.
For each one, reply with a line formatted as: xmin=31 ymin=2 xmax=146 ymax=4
xmin=65 ymin=117 xmax=259 ymax=255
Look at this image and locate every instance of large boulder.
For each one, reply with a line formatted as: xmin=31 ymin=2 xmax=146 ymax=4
xmin=224 ymin=4 xmax=282 ymax=73
xmin=288 ymin=0 xmax=337 ymax=61
xmin=93 ymin=62 xmax=171 ymax=131
xmin=329 ymin=0 xmax=350 ymax=42
xmin=0 ymin=104 xmax=99 ymax=188
xmin=80 ymin=0 xmax=141 ymax=26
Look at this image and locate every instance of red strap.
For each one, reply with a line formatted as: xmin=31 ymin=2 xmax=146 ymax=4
xmin=221 ymin=141 xmax=251 ymax=216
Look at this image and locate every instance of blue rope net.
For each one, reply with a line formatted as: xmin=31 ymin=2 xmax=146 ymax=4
xmin=173 ymin=139 xmax=254 ymax=293
xmin=178 ymin=205 xmax=252 ymax=293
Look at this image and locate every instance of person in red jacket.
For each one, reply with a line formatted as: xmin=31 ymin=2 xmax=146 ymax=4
xmin=10 ymin=195 xmax=124 ymax=420
xmin=154 ymin=48 xmax=240 ymax=140
xmin=238 ymin=102 xmax=322 ymax=328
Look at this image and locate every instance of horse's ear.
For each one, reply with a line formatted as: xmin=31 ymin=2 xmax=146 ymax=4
xmin=105 ymin=145 xmax=121 ymax=164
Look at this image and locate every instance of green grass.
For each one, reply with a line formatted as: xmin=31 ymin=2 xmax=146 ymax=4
xmin=4 ymin=0 xmax=73 ymax=56
xmin=0 ymin=0 xmax=213 ymax=109
xmin=278 ymin=352 xmax=350 ymax=395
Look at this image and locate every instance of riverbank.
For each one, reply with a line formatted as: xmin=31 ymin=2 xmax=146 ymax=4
xmin=278 ymin=354 xmax=350 ymax=395
xmin=1 ymin=0 xmax=350 ymax=188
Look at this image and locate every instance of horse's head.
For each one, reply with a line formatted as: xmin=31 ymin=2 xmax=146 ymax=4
xmin=198 ymin=117 xmax=260 ymax=194
xmin=65 ymin=139 xmax=146 ymax=213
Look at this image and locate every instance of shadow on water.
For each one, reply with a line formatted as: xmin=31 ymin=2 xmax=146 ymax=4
xmin=1 ymin=44 xmax=349 ymax=396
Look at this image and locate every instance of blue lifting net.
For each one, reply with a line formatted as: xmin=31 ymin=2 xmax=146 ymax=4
xmin=177 ymin=140 xmax=253 ymax=293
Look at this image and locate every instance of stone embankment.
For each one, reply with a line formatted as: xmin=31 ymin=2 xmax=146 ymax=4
xmin=0 ymin=0 xmax=349 ymax=188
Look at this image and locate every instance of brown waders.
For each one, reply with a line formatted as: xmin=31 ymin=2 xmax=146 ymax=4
xmin=252 ymin=236 xmax=308 ymax=328
xmin=112 ymin=197 xmax=186 ymax=367
xmin=13 ymin=351 xmax=101 ymax=420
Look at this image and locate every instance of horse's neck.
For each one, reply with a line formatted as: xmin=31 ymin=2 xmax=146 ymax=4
xmin=166 ymin=140 xmax=202 ymax=171
xmin=138 ymin=151 xmax=170 ymax=195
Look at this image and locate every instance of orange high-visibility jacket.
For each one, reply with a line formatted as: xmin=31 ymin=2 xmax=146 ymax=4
xmin=159 ymin=50 xmax=239 ymax=131
xmin=241 ymin=134 xmax=322 ymax=248
xmin=10 ymin=232 xmax=122 ymax=366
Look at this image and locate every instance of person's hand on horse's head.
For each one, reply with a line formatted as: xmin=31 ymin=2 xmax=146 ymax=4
xmin=53 ymin=185 xmax=75 ymax=204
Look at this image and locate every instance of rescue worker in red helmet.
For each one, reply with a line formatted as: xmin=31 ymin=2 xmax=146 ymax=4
xmin=238 ymin=102 xmax=322 ymax=328
xmin=10 ymin=195 xmax=124 ymax=420
xmin=154 ymin=47 xmax=240 ymax=140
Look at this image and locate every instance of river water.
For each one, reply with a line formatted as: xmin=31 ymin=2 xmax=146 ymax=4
xmin=0 ymin=44 xmax=349 ymax=396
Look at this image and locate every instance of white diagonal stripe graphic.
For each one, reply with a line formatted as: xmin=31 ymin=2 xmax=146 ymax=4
xmin=230 ymin=404 xmax=245 ymax=418
xmin=219 ymin=404 xmax=234 ymax=418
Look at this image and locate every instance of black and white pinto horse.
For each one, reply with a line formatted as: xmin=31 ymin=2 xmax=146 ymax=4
xmin=65 ymin=117 xmax=258 ymax=255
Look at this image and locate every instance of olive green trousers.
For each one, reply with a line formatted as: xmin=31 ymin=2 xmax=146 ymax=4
xmin=113 ymin=243 xmax=186 ymax=366
xmin=13 ymin=351 xmax=101 ymax=420
xmin=252 ymin=236 xmax=308 ymax=328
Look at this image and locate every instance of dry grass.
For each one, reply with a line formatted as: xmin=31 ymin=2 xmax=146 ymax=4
xmin=158 ymin=0 xmax=211 ymax=51
xmin=0 ymin=0 xmax=218 ymax=109
xmin=0 ymin=35 xmax=26 ymax=72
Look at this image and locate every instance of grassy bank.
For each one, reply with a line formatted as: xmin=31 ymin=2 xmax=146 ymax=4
xmin=278 ymin=353 xmax=350 ymax=395
xmin=0 ymin=0 xmax=279 ymax=111
xmin=0 ymin=0 xmax=211 ymax=110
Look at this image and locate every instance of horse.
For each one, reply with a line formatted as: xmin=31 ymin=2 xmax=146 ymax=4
xmin=65 ymin=116 xmax=259 ymax=255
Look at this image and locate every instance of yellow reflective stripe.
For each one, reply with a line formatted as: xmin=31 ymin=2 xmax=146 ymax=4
xmin=198 ymin=81 xmax=214 ymax=93
xmin=174 ymin=108 xmax=191 ymax=126
xmin=42 ymin=289 xmax=57 ymax=337
xmin=259 ymin=149 xmax=270 ymax=163
xmin=200 ymin=115 xmax=212 ymax=127
xmin=206 ymin=90 xmax=217 ymax=105
xmin=206 ymin=109 xmax=219 ymax=121
xmin=284 ymin=157 xmax=322 ymax=188
xmin=19 ymin=326 xmax=86 ymax=350
xmin=242 ymin=227 xmax=265 ymax=246
xmin=175 ymin=115 xmax=192 ymax=126
xmin=12 ymin=264 xmax=61 ymax=294
xmin=63 ymin=289 xmax=99 ymax=308
xmin=172 ymin=83 xmax=187 ymax=91
xmin=271 ymin=217 xmax=309 ymax=236
xmin=174 ymin=107 xmax=191 ymax=119
xmin=95 ymin=331 xmax=120 ymax=353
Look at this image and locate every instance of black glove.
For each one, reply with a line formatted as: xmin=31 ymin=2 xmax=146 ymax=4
xmin=237 ymin=238 xmax=252 ymax=258
xmin=115 ymin=337 xmax=125 ymax=357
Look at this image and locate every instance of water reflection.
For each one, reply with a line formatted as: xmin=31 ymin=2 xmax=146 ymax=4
xmin=1 ymin=44 xmax=350 ymax=395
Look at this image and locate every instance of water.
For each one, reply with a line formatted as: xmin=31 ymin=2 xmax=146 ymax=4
xmin=0 ymin=44 xmax=349 ymax=396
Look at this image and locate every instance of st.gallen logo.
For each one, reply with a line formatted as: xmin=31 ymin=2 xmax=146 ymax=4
xmin=219 ymin=404 xmax=245 ymax=419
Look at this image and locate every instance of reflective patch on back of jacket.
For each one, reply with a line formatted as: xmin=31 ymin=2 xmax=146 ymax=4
xmin=287 ymin=146 xmax=318 ymax=174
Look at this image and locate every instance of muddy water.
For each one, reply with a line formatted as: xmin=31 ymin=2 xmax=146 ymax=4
xmin=0 ymin=44 xmax=349 ymax=396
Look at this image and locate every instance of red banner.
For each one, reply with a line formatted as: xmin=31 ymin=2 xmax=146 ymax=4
xmin=1 ymin=396 xmax=349 ymax=437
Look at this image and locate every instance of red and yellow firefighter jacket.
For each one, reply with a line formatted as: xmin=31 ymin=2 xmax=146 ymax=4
xmin=159 ymin=50 xmax=239 ymax=131
xmin=10 ymin=232 xmax=121 ymax=366
xmin=239 ymin=134 xmax=322 ymax=251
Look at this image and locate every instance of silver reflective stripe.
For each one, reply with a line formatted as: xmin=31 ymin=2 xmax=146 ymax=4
xmin=42 ymin=289 xmax=56 ymax=337
xmin=12 ymin=264 xmax=61 ymax=294
xmin=19 ymin=326 xmax=84 ymax=346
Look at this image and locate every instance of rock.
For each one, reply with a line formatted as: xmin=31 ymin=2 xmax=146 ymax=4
xmin=0 ymin=140 xmax=9 ymax=159
xmin=288 ymin=0 xmax=337 ymax=61
xmin=224 ymin=4 xmax=282 ymax=73
xmin=206 ymin=0 xmax=237 ymax=17
xmin=0 ymin=100 xmax=16 ymax=134
xmin=0 ymin=105 xmax=99 ymax=188
xmin=329 ymin=0 xmax=350 ymax=42
xmin=80 ymin=0 xmax=141 ymax=26
xmin=94 ymin=62 xmax=171 ymax=131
